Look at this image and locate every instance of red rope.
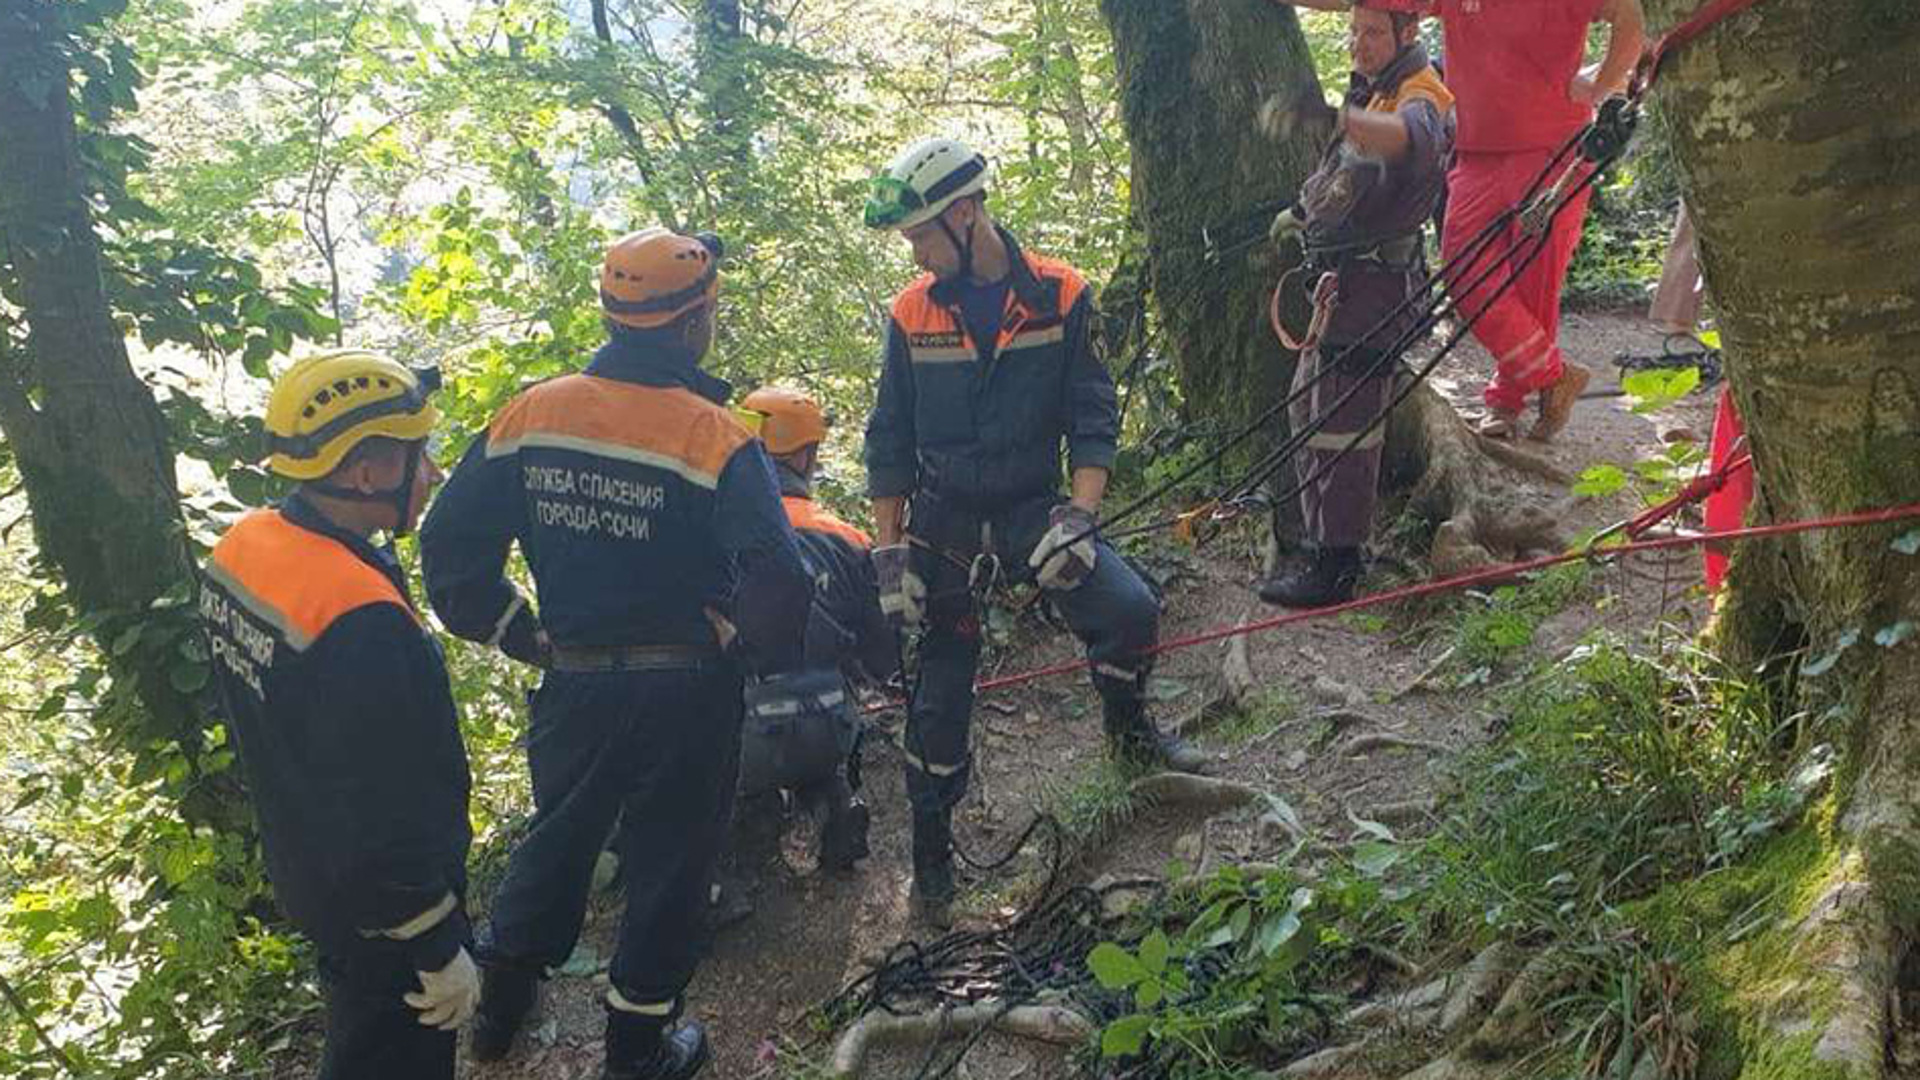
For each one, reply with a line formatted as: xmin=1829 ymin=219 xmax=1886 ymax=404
xmin=1635 ymin=0 xmax=1769 ymax=94
xmin=939 ymin=500 xmax=1920 ymax=699
xmin=1620 ymin=451 xmax=1752 ymax=540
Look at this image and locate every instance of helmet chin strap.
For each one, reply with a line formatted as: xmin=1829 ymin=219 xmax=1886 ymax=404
xmin=937 ymin=211 xmax=976 ymax=284
xmin=307 ymin=442 xmax=423 ymax=540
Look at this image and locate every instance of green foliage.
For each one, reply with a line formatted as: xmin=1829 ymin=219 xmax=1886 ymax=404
xmin=1451 ymin=562 xmax=1591 ymax=675
xmin=1408 ymin=637 xmax=1806 ymax=946
xmin=1087 ymin=860 xmax=1363 ymax=1075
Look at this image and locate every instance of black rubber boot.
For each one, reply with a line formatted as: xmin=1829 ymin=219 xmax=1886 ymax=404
xmin=601 ymin=1012 xmax=709 ymax=1080
xmin=1102 ymin=704 xmax=1209 ymax=774
xmin=910 ymin=808 xmax=956 ymax=930
xmin=1258 ymin=547 xmax=1362 ymax=608
xmin=818 ymin=785 xmax=871 ymax=872
xmin=469 ymin=958 xmax=541 ymax=1063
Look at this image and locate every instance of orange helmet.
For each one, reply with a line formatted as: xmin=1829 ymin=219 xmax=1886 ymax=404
xmin=739 ymin=386 xmax=829 ymax=455
xmin=600 ymin=228 xmax=723 ymax=330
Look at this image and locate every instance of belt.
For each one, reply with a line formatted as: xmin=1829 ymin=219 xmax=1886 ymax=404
xmin=1304 ymin=231 xmax=1424 ymax=273
xmin=549 ymin=643 xmax=718 ymax=673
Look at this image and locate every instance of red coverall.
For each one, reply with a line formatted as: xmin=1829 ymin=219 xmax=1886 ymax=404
xmin=1436 ymin=0 xmax=1607 ymax=414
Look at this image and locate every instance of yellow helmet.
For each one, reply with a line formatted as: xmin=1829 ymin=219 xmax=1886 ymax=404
xmin=264 ymin=350 xmax=440 ymax=480
xmin=738 ymin=386 xmax=829 ymax=455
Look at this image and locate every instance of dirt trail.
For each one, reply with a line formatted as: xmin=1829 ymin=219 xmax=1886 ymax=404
xmin=468 ymin=310 xmax=1720 ymax=1080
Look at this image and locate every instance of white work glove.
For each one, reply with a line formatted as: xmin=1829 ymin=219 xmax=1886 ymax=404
xmin=871 ymin=544 xmax=926 ymax=631
xmin=404 ymin=946 xmax=480 ymax=1030
xmin=1029 ymin=505 xmax=1098 ymax=591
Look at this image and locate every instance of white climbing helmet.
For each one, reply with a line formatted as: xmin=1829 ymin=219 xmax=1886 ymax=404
xmin=863 ymin=137 xmax=991 ymax=232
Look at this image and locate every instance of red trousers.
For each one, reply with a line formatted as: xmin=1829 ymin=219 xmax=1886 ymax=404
xmin=1441 ymin=149 xmax=1593 ymax=413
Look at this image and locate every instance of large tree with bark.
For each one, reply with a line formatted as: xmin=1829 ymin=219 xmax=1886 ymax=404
xmin=1655 ymin=0 xmax=1920 ymax=1070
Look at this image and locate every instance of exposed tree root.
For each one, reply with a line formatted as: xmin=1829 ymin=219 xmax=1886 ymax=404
xmin=1459 ymin=949 xmax=1579 ymax=1059
xmin=1383 ymin=382 xmax=1572 ymax=576
xmin=1343 ymin=733 xmax=1454 ymax=757
xmin=829 ymin=1000 xmax=1096 ymax=1078
xmin=1129 ymin=772 xmax=1272 ymax=814
xmin=1437 ymin=942 xmax=1520 ymax=1034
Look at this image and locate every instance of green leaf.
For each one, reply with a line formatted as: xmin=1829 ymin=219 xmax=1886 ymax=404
xmin=1228 ymin=902 xmax=1252 ymax=943
xmin=1088 ymin=942 xmax=1147 ymax=989
xmin=1102 ymin=1014 xmax=1153 ymax=1058
xmin=1573 ymin=464 xmax=1628 ymax=498
xmin=1255 ymin=911 xmax=1302 ymax=957
xmin=1134 ymin=980 xmax=1163 ymax=1010
xmin=1875 ymin=621 xmax=1915 ymax=649
xmin=1893 ymin=529 xmax=1920 ymax=556
xmin=1353 ymin=840 xmax=1403 ymax=878
xmin=1346 ymin=808 xmax=1396 ymax=843
xmin=1804 ymin=628 xmax=1860 ymax=677
xmin=1138 ymin=930 xmax=1169 ymax=976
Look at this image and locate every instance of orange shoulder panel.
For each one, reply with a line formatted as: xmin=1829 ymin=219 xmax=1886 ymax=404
xmin=207 ymin=510 xmax=411 ymax=651
xmin=1022 ymin=252 xmax=1089 ymax=315
xmin=1381 ymin=67 xmax=1455 ymax=116
xmin=486 ymin=375 xmax=752 ymax=490
xmin=782 ymin=496 xmax=872 ymax=549
xmin=890 ymin=273 xmax=949 ymax=333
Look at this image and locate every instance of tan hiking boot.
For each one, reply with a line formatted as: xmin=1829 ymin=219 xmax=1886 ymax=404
xmin=1528 ymin=361 xmax=1591 ymax=442
xmin=1475 ymin=407 xmax=1523 ymax=439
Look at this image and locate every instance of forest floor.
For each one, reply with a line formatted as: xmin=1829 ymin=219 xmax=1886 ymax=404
xmin=457 ymin=307 xmax=1725 ymax=1080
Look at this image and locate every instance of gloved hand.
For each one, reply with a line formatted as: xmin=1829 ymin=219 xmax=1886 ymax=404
xmin=404 ymin=946 xmax=480 ymax=1030
xmin=498 ymin=604 xmax=552 ymax=668
xmin=1029 ymin=505 xmax=1098 ymax=591
xmin=1269 ymin=206 xmax=1306 ymax=250
xmin=871 ymin=544 xmax=925 ymax=631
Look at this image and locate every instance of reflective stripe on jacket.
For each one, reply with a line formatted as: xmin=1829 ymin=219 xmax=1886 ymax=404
xmin=200 ymin=496 xmax=470 ymax=961
xmin=421 ymin=340 xmax=810 ymax=670
xmin=864 ymin=227 xmax=1118 ymax=507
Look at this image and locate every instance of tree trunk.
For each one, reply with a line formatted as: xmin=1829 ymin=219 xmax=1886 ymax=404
xmin=1655 ymin=0 xmax=1920 ymax=1070
xmin=1098 ymin=0 xmax=1325 ymax=454
xmin=0 ymin=4 xmax=209 ymax=773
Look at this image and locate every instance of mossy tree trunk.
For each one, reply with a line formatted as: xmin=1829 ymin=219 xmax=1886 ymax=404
xmin=1099 ymin=0 xmax=1325 ymax=455
xmin=1655 ymin=0 xmax=1920 ymax=1070
xmin=0 ymin=4 xmax=222 ymax=814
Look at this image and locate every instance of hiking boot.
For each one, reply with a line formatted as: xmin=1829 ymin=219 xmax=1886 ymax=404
xmin=819 ymin=796 xmax=871 ymax=872
xmin=1258 ymin=547 xmax=1361 ymax=609
xmin=469 ymin=959 xmax=540 ymax=1063
xmin=1476 ymin=407 xmax=1523 ymax=439
xmin=701 ymin=878 xmax=754 ymax=938
xmin=1529 ymin=360 xmax=1590 ymax=442
xmin=1103 ymin=706 xmax=1209 ymax=774
xmin=602 ymin=1015 xmax=710 ymax=1080
xmin=910 ymin=810 xmax=956 ymax=931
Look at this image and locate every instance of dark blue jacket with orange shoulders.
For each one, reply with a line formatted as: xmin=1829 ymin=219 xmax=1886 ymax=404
xmin=863 ymin=227 xmax=1118 ymax=508
xmin=419 ymin=339 xmax=809 ymax=672
xmin=199 ymin=494 xmax=471 ymax=969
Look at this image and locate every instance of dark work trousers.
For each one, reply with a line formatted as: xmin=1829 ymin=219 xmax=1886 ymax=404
xmin=1289 ymin=344 xmax=1394 ymax=551
xmin=485 ymin=657 xmax=744 ymax=1014
xmin=315 ymin=935 xmax=456 ymax=1080
xmin=902 ymin=494 xmax=1160 ymax=816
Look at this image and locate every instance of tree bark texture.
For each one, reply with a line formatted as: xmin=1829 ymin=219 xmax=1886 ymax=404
xmin=1099 ymin=0 xmax=1326 ymax=456
xmin=1654 ymin=0 xmax=1920 ymax=1069
xmin=0 ymin=4 xmax=200 ymax=746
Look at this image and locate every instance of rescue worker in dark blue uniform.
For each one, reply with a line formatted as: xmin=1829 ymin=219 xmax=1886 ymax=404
xmin=200 ymin=351 xmax=472 ymax=1080
xmin=861 ymin=138 xmax=1210 ymax=927
xmin=734 ymin=386 xmax=899 ymax=872
xmin=419 ymin=228 xmax=810 ymax=1080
